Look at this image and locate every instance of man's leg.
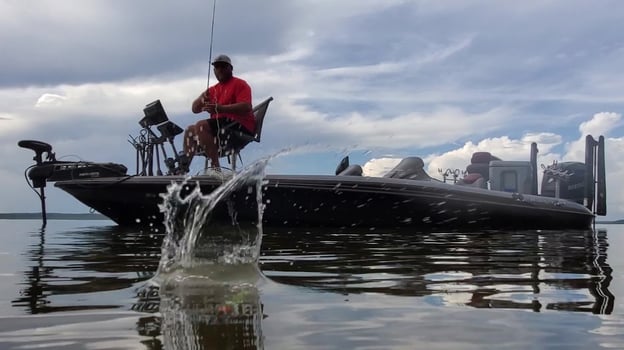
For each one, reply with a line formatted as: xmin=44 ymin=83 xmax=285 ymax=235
xmin=195 ymin=119 xmax=220 ymax=168
xmin=183 ymin=125 xmax=198 ymax=158
xmin=179 ymin=125 xmax=201 ymax=173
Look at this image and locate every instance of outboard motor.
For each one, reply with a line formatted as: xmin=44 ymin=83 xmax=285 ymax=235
xmin=384 ymin=157 xmax=433 ymax=181
xmin=541 ymin=162 xmax=586 ymax=204
xmin=540 ymin=135 xmax=607 ymax=218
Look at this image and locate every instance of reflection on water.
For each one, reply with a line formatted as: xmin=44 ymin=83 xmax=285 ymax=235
xmin=9 ymin=224 xmax=615 ymax=348
xmin=133 ymin=269 xmax=265 ymax=350
xmin=12 ymin=225 xmax=162 ymax=314
xmin=261 ymin=228 xmax=614 ymax=314
xmin=155 ymin=265 xmax=264 ymax=349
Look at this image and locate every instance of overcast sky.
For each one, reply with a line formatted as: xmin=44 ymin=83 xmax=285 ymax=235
xmin=1 ymin=0 xmax=623 ymax=220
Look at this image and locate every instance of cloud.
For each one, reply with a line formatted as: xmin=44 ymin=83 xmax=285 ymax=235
xmin=564 ymin=112 xmax=621 ymax=162
xmin=579 ymin=112 xmax=621 ymax=137
xmin=1 ymin=1 xmax=623 ymax=221
xmin=0 ymin=0 xmax=299 ymax=87
xmin=35 ymin=93 xmax=67 ymax=107
xmin=362 ymin=158 xmax=402 ymax=177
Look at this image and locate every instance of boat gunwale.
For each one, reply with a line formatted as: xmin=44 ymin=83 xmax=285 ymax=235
xmin=54 ymin=173 xmax=593 ymax=217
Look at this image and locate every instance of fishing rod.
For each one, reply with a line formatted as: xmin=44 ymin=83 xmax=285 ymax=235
xmin=206 ymin=0 xmax=217 ymax=89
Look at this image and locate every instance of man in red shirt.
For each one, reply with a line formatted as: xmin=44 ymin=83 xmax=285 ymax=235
xmin=181 ymin=54 xmax=255 ymax=172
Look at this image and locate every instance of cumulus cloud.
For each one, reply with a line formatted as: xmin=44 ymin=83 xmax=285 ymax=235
xmin=565 ymin=112 xmax=622 ymax=162
xmin=1 ymin=1 xmax=624 ymax=221
xmin=362 ymin=158 xmax=402 ymax=177
xmin=579 ymin=112 xmax=621 ymax=137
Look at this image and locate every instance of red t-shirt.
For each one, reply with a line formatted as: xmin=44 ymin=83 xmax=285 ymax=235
xmin=207 ymin=77 xmax=255 ymax=133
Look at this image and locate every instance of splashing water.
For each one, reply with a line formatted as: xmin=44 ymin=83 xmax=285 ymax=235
xmin=156 ymin=159 xmax=269 ymax=273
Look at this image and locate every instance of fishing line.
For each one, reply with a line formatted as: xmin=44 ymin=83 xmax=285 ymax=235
xmin=202 ymin=0 xmax=225 ymax=170
xmin=206 ymin=0 xmax=218 ymax=90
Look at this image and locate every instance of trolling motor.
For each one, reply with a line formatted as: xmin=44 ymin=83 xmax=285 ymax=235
xmin=18 ymin=140 xmax=54 ymax=226
xmin=19 ymin=140 xmax=128 ymax=226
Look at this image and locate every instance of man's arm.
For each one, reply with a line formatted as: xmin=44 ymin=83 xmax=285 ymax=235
xmin=195 ymin=80 xmax=253 ymax=115
xmin=216 ymin=79 xmax=252 ymax=115
xmin=191 ymin=90 xmax=209 ymax=114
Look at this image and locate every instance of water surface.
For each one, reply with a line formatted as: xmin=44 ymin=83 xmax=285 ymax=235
xmin=1 ymin=219 xmax=623 ymax=349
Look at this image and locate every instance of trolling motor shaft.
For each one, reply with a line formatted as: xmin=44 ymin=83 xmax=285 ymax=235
xmin=18 ymin=140 xmax=55 ymax=226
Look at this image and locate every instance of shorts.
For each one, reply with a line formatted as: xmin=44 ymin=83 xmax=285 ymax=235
xmin=206 ymin=118 xmax=254 ymax=137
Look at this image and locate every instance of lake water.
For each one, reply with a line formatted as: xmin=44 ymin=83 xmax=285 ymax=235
xmin=1 ymin=219 xmax=623 ymax=349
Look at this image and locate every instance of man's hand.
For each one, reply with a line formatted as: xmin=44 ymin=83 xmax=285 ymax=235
xmin=201 ymin=91 xmax=210 ymax=104
xmin=202 ymin=103 xmax=219 ymax=114
xmin=192 ymin=90 xmax=212 ymax=114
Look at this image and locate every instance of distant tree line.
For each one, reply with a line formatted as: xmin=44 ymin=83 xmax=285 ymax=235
xmin=0 ymin=213 xmax=108 ymax=220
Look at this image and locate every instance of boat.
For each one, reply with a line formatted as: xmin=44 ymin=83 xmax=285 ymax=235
xmin=18 ymin=98 xmax=607 ymax=230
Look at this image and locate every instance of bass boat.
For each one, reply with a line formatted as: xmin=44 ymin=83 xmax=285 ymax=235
xmin=19 ymin=99 xmax=607 ymax=230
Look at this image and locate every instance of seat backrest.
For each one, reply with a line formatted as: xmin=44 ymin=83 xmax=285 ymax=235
xmin=214 ymin=96 xmax=273 ymax=158
xmin=470 ymin=151 xmax=500 ymax=164
xmin=465 ymin=162 xmax=491 ymax=181
xmin=198 ymin=97 xmax=274 ymax=170
xmin=251 ymin=96 xmax=273 ymax=142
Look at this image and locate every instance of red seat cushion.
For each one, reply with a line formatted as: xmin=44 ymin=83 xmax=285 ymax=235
xmin=461 ymin=173 xmax=483 ymax=184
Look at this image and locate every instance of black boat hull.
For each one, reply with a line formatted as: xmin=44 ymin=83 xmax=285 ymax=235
xmin=55 ymin=174 xmax=595 ymax=230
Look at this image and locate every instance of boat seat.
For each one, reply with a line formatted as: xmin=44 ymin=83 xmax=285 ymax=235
xmin=465 ymin=152 xmax=501 ymax=182
xmin=384 ymin=157 xmax=434 ymax=181
xmin=465 ymin=163 xmax=490 ymax=181
xmin=337 ymin=164 xmax=363 ymax=176
xmin=455 ymin=152 xmax=501 ymax=188
xmin=456 ymin=172 xmax=486 ymax=188
xmin=200 ymin=96 xmax=273 ymax=171
xmin=471 ymin=151 xmax=500 ymax=164
xmin=334 ymin=156 xmax=363 ymax=176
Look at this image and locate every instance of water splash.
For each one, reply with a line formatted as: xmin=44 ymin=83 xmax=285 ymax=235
xmin=150 ymin=156 xmax=272 ymax=349
xmin=156 ymin=158 xmax=269 ymax=273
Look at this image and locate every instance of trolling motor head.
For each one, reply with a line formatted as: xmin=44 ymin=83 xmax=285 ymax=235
xmin=18 ymin=140 xmax=55 ymax=165
xmin=18 ymin=140 xmax=57 ymax=188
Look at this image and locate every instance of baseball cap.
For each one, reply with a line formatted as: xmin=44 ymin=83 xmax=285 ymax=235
xmin=212 ymin=54 xmax=232 ymax=66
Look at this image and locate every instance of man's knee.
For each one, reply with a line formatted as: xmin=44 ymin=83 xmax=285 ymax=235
xmin=195 ymin=120 xmax=211 ymax=134
xmin=195 ymin=120 xmax=212 ymax=137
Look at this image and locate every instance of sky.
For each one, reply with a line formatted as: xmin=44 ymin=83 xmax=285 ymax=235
xmin=1 ymin=0 xmax=623 ymax=220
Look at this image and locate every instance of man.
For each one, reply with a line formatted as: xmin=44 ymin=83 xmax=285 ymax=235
xmin=181 ymin=54 xmax=255 ymax=172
